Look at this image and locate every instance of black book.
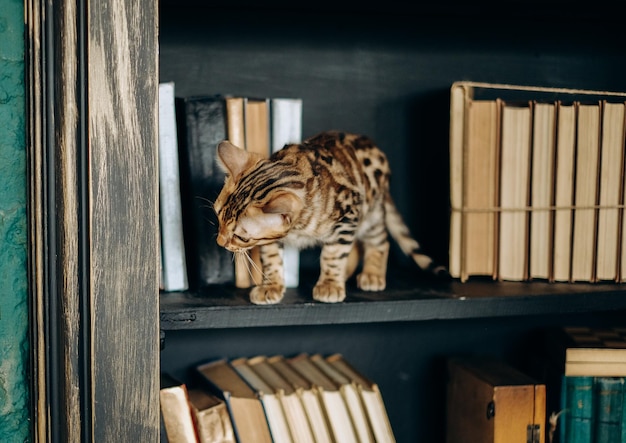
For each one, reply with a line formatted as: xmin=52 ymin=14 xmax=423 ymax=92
xmin=176 ymin=95 xmax=234 ymax=287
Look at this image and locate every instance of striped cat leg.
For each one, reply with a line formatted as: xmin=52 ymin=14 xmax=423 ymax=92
xmin=356 ymin=225 xmax=389 ymax=291
xmin=313 ymin=242 xmax=354 ymax=303
xmin=249 ymin=241 xmax=285 ymax=305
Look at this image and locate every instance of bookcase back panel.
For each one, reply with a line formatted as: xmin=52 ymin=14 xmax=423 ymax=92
xmin=160 ymin=7 xmax=626 ymax=268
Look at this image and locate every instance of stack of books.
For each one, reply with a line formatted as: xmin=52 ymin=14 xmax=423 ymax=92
xmin=161 ymin=353 xmax=396 ymax=443
xmin=449 ymin=81 xmax=626 ymax=283
xmin=542 ymin=326 xmax=626 ymax=443
xmin=157 ymin=81 xmax=303 ymax=292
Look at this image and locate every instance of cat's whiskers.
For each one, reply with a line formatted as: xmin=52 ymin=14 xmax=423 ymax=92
xmin=238 ymin=250 xmax=268 ymax=284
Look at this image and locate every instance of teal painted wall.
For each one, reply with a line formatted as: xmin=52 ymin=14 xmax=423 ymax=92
xmin=0 ymin=0 xmax=30 ymax=441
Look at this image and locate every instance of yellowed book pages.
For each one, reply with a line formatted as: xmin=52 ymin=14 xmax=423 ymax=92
xmin=160 ymin=374 xmax=198 ymax=443
xmin=552 ymin=102 xmax=577 ymax=282
xmin=596 ymin=101 xmax=625 ymax=281
xmin=325 ymin=354 xmax=396 ymax=443
xmin=311 ymin=354 xmax=374 ymax=443
xmin=230 ymin=357 xmax=294 ymax=443
xmin=571 ymin=102 xmax=601 ymax=282
xmin=244 ymin=97 xmax=270 ymax=285
xmin=448 ymin=82 xmax=467 ymax=279
xmin=225 ymin=96 xmax=252 ymax=289
xmin=529 ymin=102 xmax=556 ymax=280
xmin=498 ymin=103 xmax=532 ymax=281
xmin=196 ymin=359 xmax=273 ymax=443
xmin=247 ymin=356 xmax=316 ymax=443
xmin=268 ymin=355 xmax=333 ymax=443
xmin=461 ymin=99 xmax=500 ymax=281
xmin=288 ymin=353 xmax=359 ymax=443
xmin=187 ymin=389 xmax=235 ymax=443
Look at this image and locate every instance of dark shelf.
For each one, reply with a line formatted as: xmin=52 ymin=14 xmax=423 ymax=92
xmin=160 ymin=274 xmax=626 ymax=330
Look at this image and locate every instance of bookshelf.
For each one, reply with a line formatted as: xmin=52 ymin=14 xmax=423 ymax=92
xmin=28 ymin=0 xmax=626 ymax=442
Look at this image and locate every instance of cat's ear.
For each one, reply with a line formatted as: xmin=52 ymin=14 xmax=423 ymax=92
xmin=217 ymin=140 xmax=259 ymax=177
xmin=262 ymin=192 xmax=303 ymax=224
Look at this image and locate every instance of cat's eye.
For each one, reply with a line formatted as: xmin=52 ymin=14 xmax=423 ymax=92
xmin=234 ymin=234 xmax=248 ymax=243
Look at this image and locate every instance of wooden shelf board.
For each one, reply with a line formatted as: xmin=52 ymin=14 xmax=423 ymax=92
xmin=160 ymin=276 xmax=626 ymax=330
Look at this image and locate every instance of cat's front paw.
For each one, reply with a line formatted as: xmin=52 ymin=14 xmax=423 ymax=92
xmin=250 ymin=285 xmax=285 ymax=305
xmin=356 ymin=272 xmax=386 ymax=291
xmin=313 ymin=282 xmax=346 ymax=303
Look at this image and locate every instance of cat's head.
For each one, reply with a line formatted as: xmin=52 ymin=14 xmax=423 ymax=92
xmin=213 ymin=140 xmax=304 ymax=252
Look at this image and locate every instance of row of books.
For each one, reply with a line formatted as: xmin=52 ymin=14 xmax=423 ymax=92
xmin=539 ymin=326 xmax=626 ymax=443
xmin=449 ymin=81 xmax=626 ymax=283
xmin=160 ymin=353 xmax=396 ymax=443
xmin=158 ymin=81 xmax=303 ymax=292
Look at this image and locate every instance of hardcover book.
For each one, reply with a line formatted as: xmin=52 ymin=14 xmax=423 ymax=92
xmin=160 ymin=373 xmax=198 ymax=443
xmin=176 ymin=95 xmax=234 ymax=287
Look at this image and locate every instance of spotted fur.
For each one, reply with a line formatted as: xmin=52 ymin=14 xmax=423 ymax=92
xmin=213 ymin=131 xmax=447 ymax=304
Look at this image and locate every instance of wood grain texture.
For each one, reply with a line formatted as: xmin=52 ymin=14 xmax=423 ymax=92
xmin=88 ymin=0 xmax=159 ymax=440
xmin=27 ymin=0 xmax=159 ymax=440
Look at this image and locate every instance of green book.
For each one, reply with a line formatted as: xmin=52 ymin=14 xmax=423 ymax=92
xmin=561 ymin=375 xmax=595 ymax=443
xmin=594 ymin=377 xmax=624 ymax=443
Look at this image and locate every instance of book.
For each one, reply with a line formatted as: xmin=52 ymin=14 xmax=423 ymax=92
xmin=230 ymin=357 xmax=293 ymax=443
xmin=552 ymin=102 xmax=577 ymax=282
xmin=545 ymin=327 xmax=626 ymax=377
xmin=196 ymin=359 xmax=273 ymax=443
xmin=243 ymin=97 xmax=271 ymax=286
xmin=560 ymin=375 xmax=595 ymax=443
xmin=225 ymin=96 xmax=252 ymax=290
xmin=310 ymin=353 xmax=375 ymax=443
xmin=529 ymin=101 xmax=556 ymax=280
xmin=267 ymin=355 xmax=333 ymax=443
xmin=160 ymin=373 xmax=198 ymax=443
xmin=596 ymin=101 xmax=625 ymax=281
xmin=270 ymin=97 xmax=303 ymax=288
xmin=158 ymin=82 xmax=189 ymax=292
xmin=288 ymin=353 xmax=359 ymax=443
xmin=571 ymin=102 xmax=601 ymax=282
xmin=176 ymin=95 xmax=234 ymax=287
xmin=325 ymin=353 xmax=396 ymax=443
xmin=461 ymin=99 xmax=500 ymax=281
xmin=593 ymin=376 xmax=624 ymax=443
xmin=498 ymin=101 xmax=532 ymax=281
xmin=187 ymin=388 xmax=236 ymax=443
xmin=446 ymin=356 xmax=546 ymax=443
xmin=245 ymin=355 xmax=315 ymax=443
xmin=449 ymin=81 xmax=626 ymax=283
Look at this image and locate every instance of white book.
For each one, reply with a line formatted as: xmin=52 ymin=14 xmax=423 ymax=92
xmin=270 ymin=98 xmax=303 ymax=288
xmin=158 ymin=82 xmax=188 ymax=291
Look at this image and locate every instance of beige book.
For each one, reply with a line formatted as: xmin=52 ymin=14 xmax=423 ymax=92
xmin=268 ymin=355 xmax=333 ymax=443
xmin=311 ymin=354 xmax=375 ymax=443
xmin=571 ymin=102 xmax=601 ymax=282
xmin=461 ymin=99 xmax=501 ymax=281
xmin=325 ymin=354 xmax=396 ymax=443
xmin=288 ymin=353 xmax=359 ymax=443
xmin=225 ymin=96 xmax=252 ymax=289
xmin=596 ymin=101 xmax=625 ymax=281
xmin=243 ymin=97 xmax=271 ymax=285
xmin=160 ymin=373 xmax=198 ymax=443
xmin=196 ymin=359 xmax=273 ymax=443
xmin=230 ymin=357 xmax=293 ymax=443
xmin=552 ymin=102 xmax=577 ymax=281
xmin=246 ymin=356 xmax=315 ymax=443
xmin=498 ymin=102 xmax=532 ymax=281
xmin=529 ymin=102 xmax=556 ymax=280
xmin=187 ymin=388 xmax=235 ymax=443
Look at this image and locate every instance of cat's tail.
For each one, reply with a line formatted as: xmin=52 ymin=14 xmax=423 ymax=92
xmin=384 ymin=193 xmax=449 ymax=277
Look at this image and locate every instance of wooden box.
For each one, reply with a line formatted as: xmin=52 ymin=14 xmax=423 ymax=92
xmin=446 ymin=357 xmax=546 ymax=443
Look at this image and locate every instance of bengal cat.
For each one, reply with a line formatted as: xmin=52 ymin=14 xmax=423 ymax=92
xmin=213 ymin=131 xmax=447 ymax=304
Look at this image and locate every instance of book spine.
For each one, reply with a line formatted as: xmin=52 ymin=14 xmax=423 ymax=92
xmin=176 ymin=96 xmax=234 ymax=287
xmin=594 ymin=377 xmax=624 ymax=443
xmin=562 ymin=375 xmax=595 ymax=443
